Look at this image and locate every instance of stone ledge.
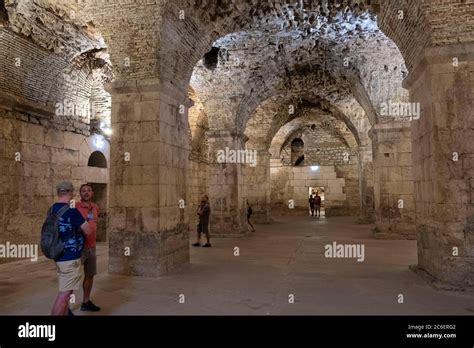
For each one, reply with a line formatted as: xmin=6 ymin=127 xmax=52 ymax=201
xmin=0 ymin=90 xmax=54 ymax=119
xmin=368 ymin=121 xmax=412 ymax=141
xmin=105 ymin=78 xmax=161 ymax=95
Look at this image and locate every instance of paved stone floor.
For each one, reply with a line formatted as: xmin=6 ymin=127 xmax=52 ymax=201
xmin=1 ymin=216 xmax=473 ymax=315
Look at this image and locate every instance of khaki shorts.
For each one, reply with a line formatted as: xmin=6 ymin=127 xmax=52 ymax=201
xmin=81 ymin=247 xmax=97 ymax=276
xmin=55 ymin=259 xmax=83 ymax=292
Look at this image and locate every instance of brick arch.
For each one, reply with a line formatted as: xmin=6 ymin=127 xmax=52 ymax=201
xmin=173 ymin=3 xmax=409 ymax=140
xmin=238 ymin=65 xmax=370 ymax=143
xmin=246 ymin=95 xmax=361 ymax=154
xmin=269 ymin=110 xmax=357 ymax=160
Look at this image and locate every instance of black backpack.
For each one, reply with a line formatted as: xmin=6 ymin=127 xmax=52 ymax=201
xmin=40 ymin=205 xmax=69 ymax=260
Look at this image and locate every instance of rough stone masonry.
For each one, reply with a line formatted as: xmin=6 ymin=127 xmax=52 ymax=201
xmin=0 ymin=0 xmax=472 ymax=290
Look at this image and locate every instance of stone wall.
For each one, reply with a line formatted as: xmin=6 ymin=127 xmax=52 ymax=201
xmin=245 ymin=151 xmax=271 ymax=224
xmin=0 ymin=27 xmax=112 ymax=134
xmin=335 ymin=163 xmax=360 ymax=216
xmin=379 ymin=1 xmax=474 ymax=72
xmin=207 ymin=131 xmax=248 ymax=236
xmin=0 ymin=106 xmax=109 ymax=264
xmin=270 ymin=164 xmax=358 ymax=217
xmin=281 ymin=127 xmax=352 ymax=166
xmin=358 ymin=144 xmax=375 ymax=223
xmin=187 ymin=157 xmax=209 ymax=228
xmin=0 ymin=29 xmax=94 ymax=113
xmin=404 ymin=43 xmax=474 ymax=287
xmin=106 ymin=79 xmax=190 ymax=277
xmin=370 ymin=122 xmax=416 ymax=239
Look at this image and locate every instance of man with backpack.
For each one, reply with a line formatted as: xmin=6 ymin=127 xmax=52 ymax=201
xmin=43 ymin=181 xmax=91 ymax=316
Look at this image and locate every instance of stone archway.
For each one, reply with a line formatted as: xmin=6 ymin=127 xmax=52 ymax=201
xmin=97 ymin=0 xmax=474 ymax=287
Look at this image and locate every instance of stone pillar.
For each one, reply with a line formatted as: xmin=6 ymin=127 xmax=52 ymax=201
xmin=369 ymin=122 xmax=416 ymax=239
xmin=106 ymin=78 xmax=191 ymax=277
xmin=404 ymin=43 xmax=474 ymax=287
xmin=207 ymin=130 xmax=248 ymax=236
xmin=358 ymin=144 xmax=375 ymax=223
xmin=245 ymin=150 xmax=271 ymax=223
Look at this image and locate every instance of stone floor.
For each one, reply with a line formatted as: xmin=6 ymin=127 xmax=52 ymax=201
xmin=1 ymin=216 xmax=473 ymax=315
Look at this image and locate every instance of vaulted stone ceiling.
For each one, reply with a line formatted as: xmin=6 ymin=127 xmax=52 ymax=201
xmin=268 ymin=106 xmax=358 ymax=159
xmin=3 ymin=0 xmax=113 ymax=83
xmin=162 ymin=0 xmax=382 ymax=83
xmin=245 ymin=95 xmax=360 ymax=152
xmin=4 ymin=0 xmax=107 ymax=60
xmin=188 ymin=0 xmax=408 ymax=155
xmin=0 ymin=0 xmax=410 ymax=142
xmin=0 ymin=0 xmax=112 ymax=123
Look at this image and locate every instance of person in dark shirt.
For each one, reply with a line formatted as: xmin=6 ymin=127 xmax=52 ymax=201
xmin=192 ymin=195 xmax=211 ymax=247
xmin=309 ymin=194 xmax=316 ymax=216
xmin=247 ymin=200 xmax=256 ymax=232
xmin=314 ymin=192 xmax=322 ymax=217
xmin=50 ymin=181 xmax=91 ymax=316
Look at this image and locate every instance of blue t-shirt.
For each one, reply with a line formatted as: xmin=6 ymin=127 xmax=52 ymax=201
xmin=51 ymin=203 xmax=85 ymax=262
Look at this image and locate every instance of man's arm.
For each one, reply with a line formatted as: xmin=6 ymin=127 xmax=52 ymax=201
xmin=80 ymin=221 xmax=92 ymax=236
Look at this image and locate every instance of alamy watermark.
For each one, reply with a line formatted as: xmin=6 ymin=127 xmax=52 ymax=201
xmin=380 ymin=100 xmax=420 ymax=121
xmin=18 ymin=322 xmax=55 ymax=341
xmin=0 ymin=242 xmax=38 ymax=262
xmin=55 ymin=99 xmax=94 ymax=118
xmin=216 ymin=147 xmax=257 ymax=167
xmin=324 ymin=241 xmax=365 ymax=262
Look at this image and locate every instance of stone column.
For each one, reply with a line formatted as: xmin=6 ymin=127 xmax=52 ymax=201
xmin=369 ymin=121 xmax=416 ymax=239
xmin=207 ymin=130 xmax=248 ymax=236
xmin=245 ymin=150 xmax=271 ymax=223
xmin=404 ymin=43 xmax=474 ymax=287
xmin=358 ymin=144 xmax=375 ymax=223
xmin=106 ymin=78 xmax=191 ymax=277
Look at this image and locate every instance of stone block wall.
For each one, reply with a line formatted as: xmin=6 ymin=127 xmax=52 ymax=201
xmin=370 ymin=122 xmax=416 ymax=239
xmin=0 ymin=106 xmax=109 ymax=264
xmin=335 ymin=163 xmax=360 ymax=216
xmin=187 ymin=157 xmax=209 ymax=228
xmin=358 ymin=144 xmax=375 ymax=223
xmin=207 ymin=131 xmax=248 ymax=236
xmin=270 ymin=164 xmax=358 ymax=217
xmin=405 ymin=43 xmax=474 ymax=287
xmin=245 ymin=151 xmax=271 ymax=223
xmin=107 ymin=79 xmax=190 ymax=277
xmin=281 ymin=126 xmax=353 ymax=166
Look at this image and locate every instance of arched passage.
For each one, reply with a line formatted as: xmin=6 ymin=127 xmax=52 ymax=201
xmin=1 ymin=0 xmax=474 ymax=317
xmin=100 ymin=0 xmax=474 ymax=287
